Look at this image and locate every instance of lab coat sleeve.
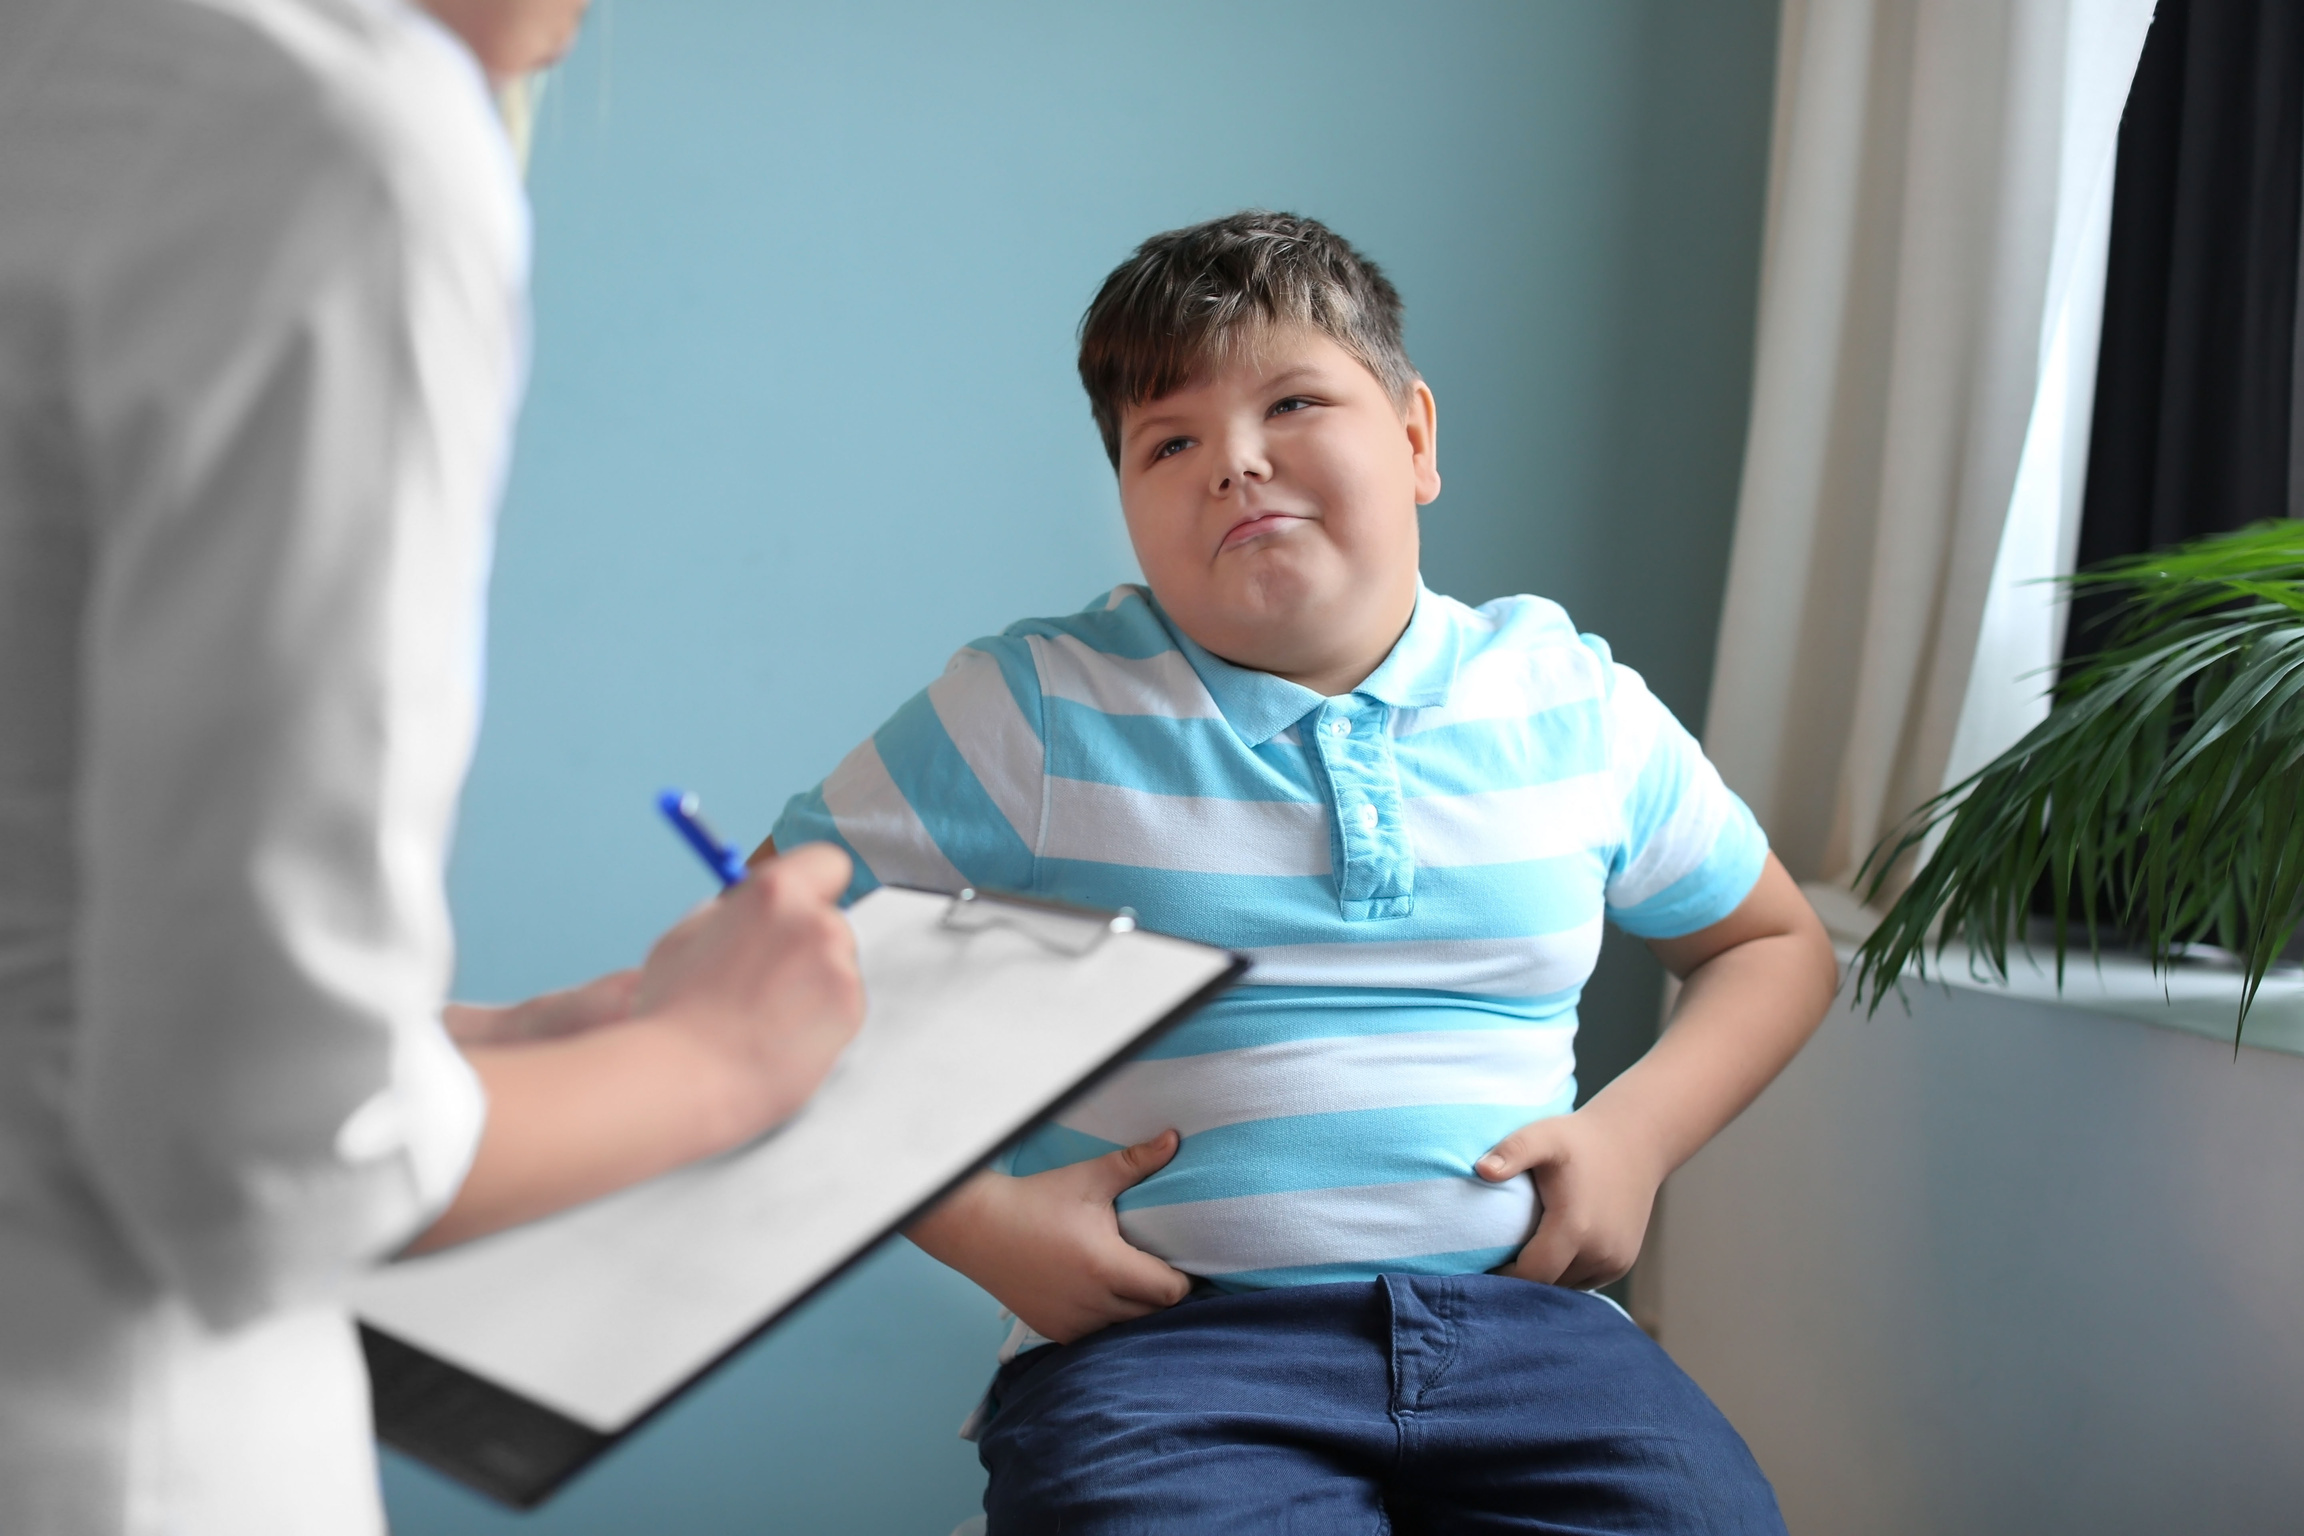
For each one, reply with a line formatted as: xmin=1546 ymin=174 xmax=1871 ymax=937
xmin=63 ymin=23 xmax=526 ymax=1331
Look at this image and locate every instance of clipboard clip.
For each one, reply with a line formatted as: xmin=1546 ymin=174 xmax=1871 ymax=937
xmin=941 ymin=887 xmax=1137 ymax=957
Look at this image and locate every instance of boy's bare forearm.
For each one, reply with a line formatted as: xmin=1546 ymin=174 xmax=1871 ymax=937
xmin=1586 ymin=935 xmax=1837 ymax=1179
xmin=905 ymin=1169 xmax=1002 ymax=1280
xmin=905 ymin=1138 xmax=1192 ymax=1344
xmin=1475 ymin=856 xmax=1836 ymax=1288
xmin=1596 ymin=855 xmax=1839 ymax=1177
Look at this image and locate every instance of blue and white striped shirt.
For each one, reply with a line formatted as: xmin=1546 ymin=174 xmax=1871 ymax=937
xmin=773 ymin=583 xmax=1765 ymax=1290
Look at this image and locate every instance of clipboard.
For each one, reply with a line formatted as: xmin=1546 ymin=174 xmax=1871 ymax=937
xmin=352 ymin=885 xmax=1246 ymax=1508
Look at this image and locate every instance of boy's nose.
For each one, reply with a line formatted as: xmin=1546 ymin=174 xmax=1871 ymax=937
xmin=1210 ymin=444 xmax=1271 ymax=496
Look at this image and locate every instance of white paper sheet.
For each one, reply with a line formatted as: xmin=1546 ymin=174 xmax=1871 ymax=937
xmin=351 ymin=886 xmax=1239 ymax=1431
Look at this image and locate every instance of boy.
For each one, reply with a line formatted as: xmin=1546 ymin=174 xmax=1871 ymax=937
xmin=767 ymin=211 xmax=1838 ymax=1532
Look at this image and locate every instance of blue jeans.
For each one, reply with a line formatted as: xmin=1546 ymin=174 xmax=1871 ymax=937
xmin=976 ymin=1274 xmax=1784 ymax=1535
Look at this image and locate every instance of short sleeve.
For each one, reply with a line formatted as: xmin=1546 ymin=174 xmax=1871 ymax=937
xmin=1592 ymin=646 xmax=1768 ymax=938
xmin=772 ymin=635 xmax=1046 ymax=901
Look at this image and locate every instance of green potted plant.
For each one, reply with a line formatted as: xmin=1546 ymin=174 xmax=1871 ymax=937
xmin=1852 ymin=520 xmax=2304 ymax=1042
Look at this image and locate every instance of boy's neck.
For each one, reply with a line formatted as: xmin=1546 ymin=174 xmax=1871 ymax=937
xmin=1222 ymin=602 xmax=1416 ymax=700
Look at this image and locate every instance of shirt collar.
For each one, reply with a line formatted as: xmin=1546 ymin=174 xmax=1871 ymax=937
xmin=1156 ymin=583 xmax=1464 ymax=746
xmin=1353 ymin=585 xmax=1462 ymax=709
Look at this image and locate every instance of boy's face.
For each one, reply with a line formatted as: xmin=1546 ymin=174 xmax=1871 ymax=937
xmin=1115 ymin=327 xmax=1440 ymax=698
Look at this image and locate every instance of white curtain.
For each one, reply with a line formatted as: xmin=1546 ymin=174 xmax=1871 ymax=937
xmin=1704 ymin=0 xmax=2158 ymax=915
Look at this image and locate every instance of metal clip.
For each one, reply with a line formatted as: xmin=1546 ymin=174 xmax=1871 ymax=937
xmin=939 ymin=887 xmax=1137 ymax=957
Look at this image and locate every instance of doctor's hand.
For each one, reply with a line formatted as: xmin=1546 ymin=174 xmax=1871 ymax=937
xmin=1476 ymin=1105 xmax=1665 ymax=1292
xmin=905 ymin=1131 xmax=1193 ymax=1345
xmin=443 ymin=969 xmax=640 ymax=1045
xmin=627 ymin=840 xmax=865 ymax=1135
xmin=414 ymin=843 xmax=863 ymax=1253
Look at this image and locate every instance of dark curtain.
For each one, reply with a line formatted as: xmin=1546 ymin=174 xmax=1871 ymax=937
xmin=2066 ymin=0 xmax=2304 ymax=662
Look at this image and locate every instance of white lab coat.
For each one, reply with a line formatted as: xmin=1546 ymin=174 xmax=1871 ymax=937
xmin=0 ymin=0 xmax=525 ymax=1528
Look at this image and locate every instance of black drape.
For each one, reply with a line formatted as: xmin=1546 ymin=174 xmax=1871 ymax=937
xmin=2067 ymin=0 xmax=2304 ymax=661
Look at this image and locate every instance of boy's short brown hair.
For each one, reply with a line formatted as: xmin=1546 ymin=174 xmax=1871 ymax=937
xmin=1077 ymin=210 xmax=1420 ymax=466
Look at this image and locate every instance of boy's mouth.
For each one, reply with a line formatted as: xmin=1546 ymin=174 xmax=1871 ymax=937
xmin=1218 ymin=511 xmax=1310 ymax=553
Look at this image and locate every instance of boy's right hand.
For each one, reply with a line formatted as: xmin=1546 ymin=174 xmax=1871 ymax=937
xmin=905 ymin=1130 xmax=1192 ymax=1345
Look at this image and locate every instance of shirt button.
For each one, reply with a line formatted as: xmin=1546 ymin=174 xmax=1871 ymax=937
xmin=1357 ymin=803 xmax=1379 ymax=831
xmin=1328 ymin=718 xmax=1351 ymax=736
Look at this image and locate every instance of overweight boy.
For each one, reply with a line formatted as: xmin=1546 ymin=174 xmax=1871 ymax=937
xmin=765 ymin=211 xmax=1839 ymax=1532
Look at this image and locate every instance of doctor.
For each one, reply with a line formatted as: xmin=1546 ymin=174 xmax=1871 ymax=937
xmin=0 ymin=0 xmax=861 ymax=1531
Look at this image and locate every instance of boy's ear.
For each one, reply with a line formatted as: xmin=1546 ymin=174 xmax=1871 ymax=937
xmin=1405 ymin=380 xmax=1441 ymax=506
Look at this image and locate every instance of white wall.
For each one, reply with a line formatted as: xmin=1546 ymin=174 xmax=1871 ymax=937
xmin=1651 ymin=974 xmax=2304 ymax=1533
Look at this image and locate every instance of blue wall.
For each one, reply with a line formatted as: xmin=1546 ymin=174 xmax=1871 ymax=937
xmin=382 ymin=3 xmax=1778 ymax=1530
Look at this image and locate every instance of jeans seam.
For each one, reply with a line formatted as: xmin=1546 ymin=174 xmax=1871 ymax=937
xmin=1383 ymin=1275 xmax=1414 ymax=1489
xmin=1412 ymin=1277 xmax=1464 ymax=1407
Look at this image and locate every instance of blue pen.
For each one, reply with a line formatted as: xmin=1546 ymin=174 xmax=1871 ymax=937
xmin=657 ymin=788 xmax=749 ymax=889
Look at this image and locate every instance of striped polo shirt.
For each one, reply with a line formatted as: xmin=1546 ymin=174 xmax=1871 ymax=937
xmin=772 ymin=582 xmax=1765 ymax=1291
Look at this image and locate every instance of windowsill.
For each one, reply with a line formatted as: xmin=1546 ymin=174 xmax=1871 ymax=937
xmin=1803 ymin=882 xmax=2304 ymax=1059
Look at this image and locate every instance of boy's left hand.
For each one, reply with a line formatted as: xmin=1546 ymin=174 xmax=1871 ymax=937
xmin=1476 ymin=1104 xmax=1665 ymax=1291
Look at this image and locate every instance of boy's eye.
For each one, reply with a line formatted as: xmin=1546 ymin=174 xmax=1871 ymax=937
xmin=1152 ymin=437 xmax=1192 ymax=461
xmin=1269 ymin=396 xmax=1314 ymax=417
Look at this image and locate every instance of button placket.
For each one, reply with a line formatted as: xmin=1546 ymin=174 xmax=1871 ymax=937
xmin=1313 ymin=698 xmax=1413 ymax=920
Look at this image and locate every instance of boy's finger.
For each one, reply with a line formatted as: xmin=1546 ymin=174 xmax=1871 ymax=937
xmin=1509 ymin=1222 xmax=1577 ymax=1286
xmin=1086 ymin=1129 xmax=1181 ymax=1199
xmin=1103 ymin=1245 xmax=1194 ymax=1309
xmin=1476 ymin=1120 xmax=1563 ymax=1182
xmin=1555 ymin=1254 xmax=1623 ymax=1292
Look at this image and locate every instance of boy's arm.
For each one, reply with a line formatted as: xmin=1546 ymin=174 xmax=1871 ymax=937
xmin=907 ymin=1132 xmax=1194 ymax=1344
xmin=760 ymin=836 xmax=1196 ymax=1342
xmin=1477 ymin=852 xmax=1837 ymax=1289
